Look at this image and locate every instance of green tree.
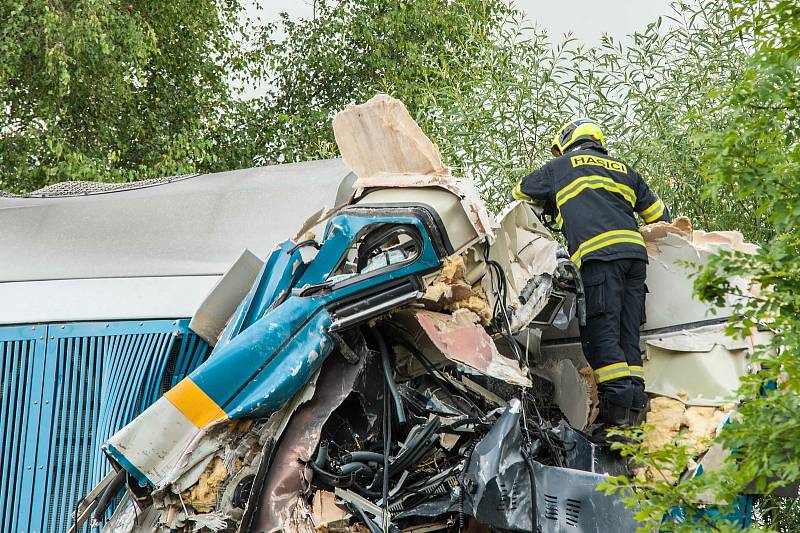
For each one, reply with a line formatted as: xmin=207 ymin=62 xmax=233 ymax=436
xmin=0 ymin=0 xmax=248 ymax=193
xmin=228 ymin=0 xmax=514 ymax=168
xmin=422 ymin=1 xmax=760 ymax=230
xmin=600 ymin=1 xmax=800 ymax=531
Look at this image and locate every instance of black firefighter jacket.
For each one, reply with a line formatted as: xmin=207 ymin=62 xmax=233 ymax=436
xmin=513 ymin=146 xmax=671 ymax=267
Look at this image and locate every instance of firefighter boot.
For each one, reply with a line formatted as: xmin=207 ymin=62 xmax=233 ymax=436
xmin=598 ymin=396 xmax=632 ymax=427
xmin=628 ymin=378 xmax=649 ymax=426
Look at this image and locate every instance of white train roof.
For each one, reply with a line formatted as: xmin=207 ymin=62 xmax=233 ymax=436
xmin=0 ymin=159 xmax=354 ymax=324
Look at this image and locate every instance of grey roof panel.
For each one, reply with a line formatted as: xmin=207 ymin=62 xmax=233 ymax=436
xmin=0 ymin=159 xmax=354 ymax=283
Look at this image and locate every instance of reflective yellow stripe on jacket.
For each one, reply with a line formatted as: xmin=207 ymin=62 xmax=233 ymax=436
xmin=594 ymin=362 xmax=631 ymax=384
xmin=639 ymin=198 xmax=665 ymax=223
xmin=512 ymin=182 xmax=531 ymax=201
xmin=570 ymin=229 xmax=646 ymax=267
xmin=629 ymin=365 xmax=644 ymax=379
xmin=556 ymin=175 xmax=636 ymax=209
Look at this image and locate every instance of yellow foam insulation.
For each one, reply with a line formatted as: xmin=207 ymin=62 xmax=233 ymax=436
xmin=640 ymin=217 xmax=692 ymax=256
xmin=181 ymin=456 xmax=228 ymax=513
xmin=644 ymin=397 xmax=686 ymax=450
xmin=641 ymin=216 xmax=758 ymax=257
xmin=645 ymin=397 xmax=733 ymax=454
xmin=424 ymin=256 xmax=492 ymax=324
xmin=642 ymin=396 xmax=734 ymax=482
xmin=578 ymin=367 xmax=599 ymax=425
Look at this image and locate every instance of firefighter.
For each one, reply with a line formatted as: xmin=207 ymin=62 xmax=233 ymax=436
xmin=512 ymin=118 xmax=671 ymax=428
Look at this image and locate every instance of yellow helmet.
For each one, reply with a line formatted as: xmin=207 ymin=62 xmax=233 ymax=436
xmin=551 ymin=118 xmax=605 ymax=156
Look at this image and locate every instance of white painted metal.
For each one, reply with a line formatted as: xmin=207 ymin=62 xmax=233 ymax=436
xmin=0 ymin=159 xmax=355 ymax=324
xmin=0 ymin=159 xmax=353 ymax=283
xmin=0 ymin=276 xmax=220 ymax=325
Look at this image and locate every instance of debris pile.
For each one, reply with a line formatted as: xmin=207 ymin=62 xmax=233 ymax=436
xmin=74 ymin=95 xmax=769 ymax=533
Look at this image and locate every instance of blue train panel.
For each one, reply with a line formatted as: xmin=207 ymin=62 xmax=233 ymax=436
xmin=0 ymin=319 xmax=210 ymax=533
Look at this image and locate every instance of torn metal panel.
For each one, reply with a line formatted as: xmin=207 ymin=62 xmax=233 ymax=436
xmin=462 ymin=399 xmax=534 ymax=532
xmin=356 ymin=187 xmax=480 ymax=254
xmin=414 ymin=310 xmax=531 ymax=387
xmin=253 ymin=352 xmax=366 ymax=533
xmin=353 ymin=174 xmax=495 ymax=242
xmin=556 ymin=423 xmax=628 ymax=476
xmin=640 ymin=217 xmax=757 ymax=330
xmin=542 ymin=217 xmax=761 ymax=343
xmin=189 ymin=249 xmax=264 ymax=345
xmin=532 ymin=359 xmax=595 ymax=429
xmin=531 ymin=462 xmax=639 ymax=533
xmin=491 ymin=201 xmax=557 ymax=285
xmin=644 ymin=326 xmax=749 ymax=406
xmin=101 ymin=496 xmax=160 ymax=533
xmin=646 ymin=323 xmax=749 ymax=352
xmin=462 ymin=400 xmax=638 ymax=533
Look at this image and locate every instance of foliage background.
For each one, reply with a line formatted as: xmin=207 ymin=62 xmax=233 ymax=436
xmin=2 ymin=0 xmax=798 ymax=530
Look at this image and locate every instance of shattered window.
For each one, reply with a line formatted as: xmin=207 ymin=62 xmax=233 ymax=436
xmin=328 ymin=224 xmax=421 ymax=283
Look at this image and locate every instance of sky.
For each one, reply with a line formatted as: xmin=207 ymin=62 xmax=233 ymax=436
xmin=241 ymin=0 xmax=675 ymax=97
xmin=251 ymin=0 xmax=675 ymax=44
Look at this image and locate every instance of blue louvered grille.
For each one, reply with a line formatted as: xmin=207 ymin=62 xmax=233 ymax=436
xmin=0 ymin=319 xmax=210 ymax=533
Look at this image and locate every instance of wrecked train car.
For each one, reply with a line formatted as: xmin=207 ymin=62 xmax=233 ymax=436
xmin=0 ymin=162 xmax=356 ymax=533
xmin=1 ymin=95 xmax=764 ymax=533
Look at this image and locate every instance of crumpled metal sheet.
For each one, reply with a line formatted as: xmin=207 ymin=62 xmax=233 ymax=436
xmin=462 ymin=399 xmax=533 ymax=532
xmin=101 ymin=494 xmax=160 ymax=533
xmin=189 ymin=249 xmax=264 ymax=346
xmin=252 ymin=353 xmax=366 ymax=533
xmin=462 ymin=401 xmax=639 ymax=533
xmin=556 ymin=422 xmax=628 ymax=476
xmin=646 ymin=324 xmax=749 ymax=352
xmin=531 ymin=462 xmax=639 ymax=533
xmin=414 ymin=310 xmax=531 ymax=387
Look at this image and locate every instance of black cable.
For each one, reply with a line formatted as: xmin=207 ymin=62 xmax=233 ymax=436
xmin=391 ymin=334 xmax=486 ymax=420
xmin=340 ymin=462 xmax=374 ymax=476
xmin=307 ymin=461 xmax=356 ymax=487
xmin=370 ymin=327 xmax=406 ymax=425
xmin=382 ymin=356 xmax=392 ymax=528
xmin=342 ymin=451 xmax=385 ymax=464
xmin=457 ymin=440 xmax=478 ymax=531
xmin=521 ymin=448 xmax=542 ymax=533
xmin=314 ymin=441 xmax=329 ymax=468
xmin=91 ymin=469 xmax=126 ymax=523
xmin=286 ymin=239 xmax=321 ymax=255
xmin=482 ymin=242 xmax=565 ymax=467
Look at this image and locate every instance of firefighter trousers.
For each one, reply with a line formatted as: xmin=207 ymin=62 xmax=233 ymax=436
xmin=578 ymin=258 xmax=647 ymax=412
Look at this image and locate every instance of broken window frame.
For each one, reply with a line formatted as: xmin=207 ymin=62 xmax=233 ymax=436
xmin=327 ymin=222 xmax=424 ymax=287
